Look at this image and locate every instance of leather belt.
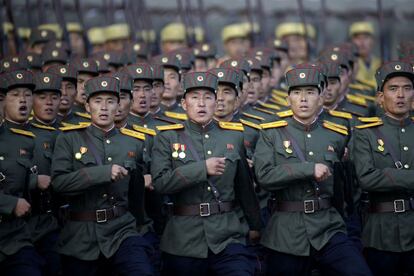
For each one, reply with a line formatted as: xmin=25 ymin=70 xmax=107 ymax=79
xmin=173 ymin=201 xmax=234 ymax=217
xmin=272 ymin=198 xmax=332 ymax=214
xmin=69 ymin=206 xmax=127 ymax=223
xmin=369 ymin=199 xmax=414 ymax=213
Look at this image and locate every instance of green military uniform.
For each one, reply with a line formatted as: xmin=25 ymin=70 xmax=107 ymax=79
xmin=151 ymin=72 xmax=261 ymax=258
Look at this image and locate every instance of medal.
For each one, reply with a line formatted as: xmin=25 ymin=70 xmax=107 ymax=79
xmin=377 ymin=139 xmax=384 ymax=152
xmin=172 ymin=143 xmax=180 ymax=158
xmin=75 ymin=152 xmax=82 ymax=159
xmin=172 ymin=152 xmax=179 ymax=158
xmin=80 ymin=147 xmax=88 ymax=154
xmin=283 ymin=140 xmax=292 ymax=154
xmin=377 ymin=145 xmax=384 ymax=152
xmin=179 ymin=144 xmax=186 ymax=159
xmin=285 ymin=148 xmax=293 ymax=154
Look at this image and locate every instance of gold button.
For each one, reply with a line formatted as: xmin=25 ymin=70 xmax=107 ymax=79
xmin=306 ymin=189 xmax=311 ymax=193
xmin=0 ymin=156 xmax=4 ymax=160
xmin=403 ymin=146 xmax=408 ymax=151
xmin=404 ymin=164 xmax=410 ymax=169
xmin=401 ymin=128 xmax=405 ymax=133
xmin=207 ymin=150 xmax=212 ymax=155
xmin=106 ymin=139 xmax=111 ymax=144
xmin=205 ymin=134 xmax=209 ymax=139
xmin=309 ymin=151 xmax=314 ymax=156
xmin=207 ymin=187 xmax=211 ymax=191
xmin=143 ymin=124 xmax=148 ymax=128
xmin=107 ymin=157 xmax=112 ymax=162
xmin=307 ymin=134 xmax=311 ymax=138
xmin=102 ymin=193 xmax=107 ymax=198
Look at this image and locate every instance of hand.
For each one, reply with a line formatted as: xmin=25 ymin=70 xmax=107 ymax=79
xmin=249 ymin=230 xmax=261 ymax=244
xmin=246 ymin=158 xmax=254 ymax=168
xmin=144 ymin=174 xmax=154 ymax=190
xmin=314 ymin=163 xmax=331 ymax=182
xmin=111 ymin=165 xmax=129 ymax=182
xmin=206 ymin=157 xmax=226 ymax=176
xmin=14 ymin=198 xmax=31 ymax=217
xmin=37 ymin=175 xmax=51 ymax=190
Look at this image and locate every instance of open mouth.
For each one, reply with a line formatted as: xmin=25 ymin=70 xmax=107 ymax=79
xmin=197 ymin=110 xmax=207 ymax=116
xmin=138 ymin=100 xmax=147 ymax=108
xmin=60 ymin=97 xmax=69 ymax=105
xmin=19 ymin=105 xmax=28 ymax=115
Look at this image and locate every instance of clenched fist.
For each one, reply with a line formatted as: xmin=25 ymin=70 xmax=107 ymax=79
xmin=14 ymin=198 xmax=31 ymax=217
xmin=314 ymin=163 xmax=331 ymax=182
xmin=206 ymin=157 xmax=226 ymax=176
xmin=111 ymin=164 xmax=128 ymax=181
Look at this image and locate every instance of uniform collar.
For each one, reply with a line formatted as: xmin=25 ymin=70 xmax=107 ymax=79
xmin=383 ymin=114 xmax=412 ymax=127
xmin=88 ymin=124 xmax=118 ymax=139
xmin=32 ymin=116 xmax=59 ymax=128
xmin=185 ymin=119 xmax=215 ymax=134
xmin=289 ymin=116 xmax=319 ymax=132
xmin=4 ymin=118 xmax=30 ymax=129
xmin=129 ymin=111 xmax=150 ymax=119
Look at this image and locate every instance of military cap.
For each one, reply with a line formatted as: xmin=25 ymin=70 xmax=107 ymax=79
xmin=160 ymin=22 xmax=186 ymax=42
xmin=127 ymin=42 xmax=150 ymax=62
xmin=125 ymin=63 xmax=153 ymax=82
xmin=285 ymin=67 xmax=323 ymax=92
xmin=136 ymin=29 xmax=156 ymax=43
xmin=67 ymin=22 xmax=82 ymax=33
xmin=193 ymin=43 xmax=217 ymax=59
xmin=273 ymin=39 xmax=289 ymax=52
xmin=45 ymin=64 xmax=77 ymax=83
xmin=251 ymin=47 xmax=278 ymax=61
xmin=170 ymin=48 xmax=194 ymax=70
xmin=293 ymin=63 xmax=326 ymax=89
xmin=0 ymin=74 xmax=7 ymax=93
xmin=2 ymin=70 xmax=35 ymax=91
xmin=275 ymin=22 xmax=316 ymax=39
xmin=33 ymin=72 xmax=62 ymax=93
xmin=182 ymin=71 xmax=218 ymax=95
xmin=85 ymin=76 xmax=120 ymax=99
xmin=18 ymin=27 xmax=31 ymax=40
xmin=376 ymin=61 xmax=414 ymax=91
xmin=208 ymin=67 xmax=241 ymax=94
xmin=29 ymin=28 xmax=56 ymax=46
xmin=0 ymin=56 xmax=29 ymax=73
xmin=38 ymin=23 xmax=62 ymax=38
xmin=245 ymin=57 xmax=263 ymax=74
xmin=112 ymin=72 xmax=133 ymax=93
xmin=253 ymin=54 xmax=273 ymax=71
xmin=104 ymin=23 xmax=130 ymax=41
xmin=220 ymin=58 xmax=251 ymax=78
xmin=93 ymin=51 xmax=127 ymax=68
xmin=320 ymin=62 xmax=341 ymax=79
xmin=151 ymin=54 xmax=181 ymax=73
xmin=44 ymin=40 xmax=71 ymax=55
xmin=95 ymin=58 xmax=111 ymax=74
xmin=151 ymin=64 xmax=164 ymax=82
xmin=3 ymin=22 xmax=13 ymax=34
xmin=21 ymin=53 xmax=43 ymax=69
xmin=349 ymin=21 xmax=375 ymax=36
xmin=88 ymin=27 xmax=106 ymax=45
xmin=319 ymin=51 xmax=352 ymax=70
xmin=221 ymin=23 xmax=248 ymax=42
xmin=71 ymin=58 xmax=99 ymax=76
xmin=41 ymin=47 xmax=69 ymax=65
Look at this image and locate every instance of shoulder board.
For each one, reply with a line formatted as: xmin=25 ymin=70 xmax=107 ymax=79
xmin=253 ymin=106 xmax=276 ymax=115
xmin=412 ymin=116 xmax=414 ymax=122
xmin=120 ymin=128 xmax=145 ymax=141
xmin=355 ymin=121 xmax=383 ymax=129
xmin=31 ymin=123 xmax=56 ymax=131
xmin=328 ymin=110 xmax=353 ymax=119
xmin=239 ymin=119 xmax=261 ymax=130
xmin=242 ymin=112 xmax=265 ymax=121
xmin=358 ymin=117 xmax=381 ymax=123
xmin=59 ymin=124 xmax=89 ymax=131
xmin=257 ymin=101 xmax=281 ymax=111
xmin=10 ymin=128 xmax=35 ymax=137
xmin=322 ymin=122 xmax=348 ymax=135
xmin=354 ymin=93 xmax=376 ymax=102
xmin=60 ymin=122 xmax=78 ymax=127
xmin=349 ymin=83 xmax=370 ymax=91
xmin=346 ymin=94 xmax=368 ymax=107
xmin=271 ymin=95 xmax=289 ymax=107
xmin=164 ymin=111 xmax=188 ymax=121
xmin=276 ymin=109 xmax=293 ymax=118
xmin=323 ymin=120 xmax=348 ymax=131
xmin=356 ymin=79 xmax=377 ymax=90
xmin=272 ymin=89 xmax=288 ymax=98
xmin=74 ymin=112 xmax=91 ymax=119
xmin=218 ymin=121 xmax=244 ymax=131
xmin=79 ymin=122 xmax=91 ymax=126
xmin=156 ymin=124 xmax=184 ymax=131
xmin=260 ymin=120 xmax=288 ymax=129
xmin=132 ymin=124 xmax=156 ymax=136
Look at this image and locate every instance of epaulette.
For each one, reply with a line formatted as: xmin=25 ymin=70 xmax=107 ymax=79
xmin=239 ymin=119 xmax=261 ymax=130
xmin=242 ymin=112 xmax=265 ymax=121
xmin=59 ymin=124 xmax=89 ymax=131
xmin=253 ymin=106 xmax=277 ymax=115
xmin=164 ymin=111 xmax=188 ymax=121
xmin=322 ymin=122 xmax=348 ymax=135
xmin=328 ymin=110 xmax=353 ymax=119
xmin=60 ymin=122 xmax=78 ymax=127
xmin=323 ymin=120 xmax=348 ymax=131
xmin=354 ymin=93 xmax=376 ymax=102
xmin=120 ymin=128 xmax=145 ymax=141
xmin=218 ymin=121 xmax=244 ymax=131
xmin=79 ymin=122 xmax=91 ymax=126
xmin=132 ymin=124 xmax=156 ymax=136
xmin=356 ymin=79 xmax=377 ymax=90
xmin=346 ymin=94 xmax=368 ymax=107
xmin=257 ymin=101 xmax=281 ymax=111
xmin=358 ymin=117 xmax=381 ymax=123
xmin=75 ymin=112 xmax=91 ymax=119
xmin=272 ymin=89 xmax=288 ymax=98
xmin=355 ymin=121 xmax=383 ymax=129
xmin=10 ymin=128 xmax=36 ymax=137
xmin=260 ymin=120 xmax=288 ymax=129
xmin=276 ymin=109 xmax=293 ymax=118
xmin=349 ymin=83 xmax=371 ymax=91
xmin=156 ymin=124 xmax=184 ymax=131
xmin=271 ymin=95 xmax=289 ymax=107
xmin=31 ymin=123 xmax=56 ymax=131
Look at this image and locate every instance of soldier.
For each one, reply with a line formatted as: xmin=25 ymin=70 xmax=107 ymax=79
xmin=193 ymin=43 xmax=218 ymax=72
xmin=41 ymin=47 xmax=69 ymax=71
xmin=66 ymin=22 xmax=86 ymax=58
xmin=221 ymin=23 xmax=250 ymax=60
xmin=151 ymin=71 xmax=261 ymax=275
xmin=149 ymin=64 xmax=165 ymax=116
xmin=27 ymin=28 xmax=57 ymax=55
xmin=51 ymin=76 xmax=153 ymax=275
xmin=353 ymin=61 xmax=414 ymax=276
xmin=72 ymin=58 xmax=99 ymax=114
xmin=87 ymin=27 xmax=106 ymax=55
xmin=160 ymin=23 xmax=187 ymax=54
xmin=254 ymin=67 xmax=372 ymax=275
xmin=0 ymin=70 xmax=43 ymax=275
xmin=104 ymin=23 xmax=131 ymax=52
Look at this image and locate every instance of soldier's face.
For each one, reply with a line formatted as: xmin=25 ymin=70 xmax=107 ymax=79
xmin=323 ymin=78 xmax=341 ymax=106
xmin=260 ymin=69 xmax=271 ymax=99
xmin=352 ymin=33 xmax=374 ymax=58
xmin=163 ymin=68 xmax=180 ymax=100
xmin=379 ymin=76 xmax=414 ymax=119
xmin=285 ymin=35 xmax=308 ymax=63
xmin=245 ymin=71 xmax=262 ymax=105
xmin=85 ymin=93 xmax=119 ymax=130
xmin=4 ymin=87 xmax=33 ymax=123
xmin=288 ymin=86 xmax=322 ymax=122
xmin=161 ymin=41 xmax=186 ymax=54
xmin=182 ymin=89 xmax=216 ymax=125
xmin=115 ymin=91 xmax=132 ymax=123
xmin=59 ymin=80 xmax=76 ymax=113
xmin=0 ymin=93 xmax=5 ymax=119
xmin=151 ymin=80 xmax=164 ymax=109
xmin=339 ymin=67 xmax=352 ymax=95
xmin=76 ymin=73 xmax=94 ymax=106
xmin=270 ymin=60 xmax=282 ymax=87
xmin=69 ymin=32 xmax=85 ymax=57
xmin=239 ymin=75 xmax=249 ymax=107
xmin=225 ymin=38 xmax=247 ymax=59
xmin=33 ymin=91 xmax=60 ymax=123
xmin=195 ymin=58 xmax=208 ymax=72
xmin=215 ymin=84 xmax=238 ymax=119
xmin=207 ymin=58 xmax=217 ymax=70
xmin=131 ymin=80 xmax=152 ymax=115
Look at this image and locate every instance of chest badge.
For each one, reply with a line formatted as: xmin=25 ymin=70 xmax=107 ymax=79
xmin=227 ymin=144 xmax=234 ymax=150
xmin=172 ymin=143 xmax=180 ymax=158
xmin=283 ymin=140 xmax=293 ymax=154
xmin=377 ymin=139 xmax=384 ymax=152
xmin=328 ymin=145 xmax=335 ymax=152
xmin=75 ymin=146 xmax=88 ymax=160
xmin=179 ymin=144 xmax=186 ymax=159
xmin=75 ymin=152 xmax=82 ymax=159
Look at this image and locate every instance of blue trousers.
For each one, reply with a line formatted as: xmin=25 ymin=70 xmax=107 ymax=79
xmin=365 ymin=248 xmax=414 ymax=276
xmin=0 ymin=246 xmax=44 ymax=276
xmin=266 ymin=232 xmax=372 ymax=276
xmin=162 ymin=243 xmax=256 ymax=276
xmin=35 ymin=230 xmax=61 ymax=276
xmin=61 ymin=236 xmax=154 ymax=276
xmin=143 ymin=231 xmax=162 ymax=276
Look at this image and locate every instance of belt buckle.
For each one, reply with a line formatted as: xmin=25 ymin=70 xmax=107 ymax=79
xmin=395 ymin=161 xmax=403 ymax=170
xmin=0 ymin=172 xmax=5 ymax=182
xmin=96 ymin=209 xmax=108 ymax=223
xmin=199 ymin=203 xmax=211 ymax=217
xmin=394 ymin=199 xmax=406 ymax=213
xmin=304 ymin=200 xmax=315 ymax=214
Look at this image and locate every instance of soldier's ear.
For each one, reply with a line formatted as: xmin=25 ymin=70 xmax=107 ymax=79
xmin=181 ymin=97 xmax=187 ymax=111
xmin=377 ymin=91 xmax=384 ymax=106
xmin=85 ymin=102 xmax=91 ymax=113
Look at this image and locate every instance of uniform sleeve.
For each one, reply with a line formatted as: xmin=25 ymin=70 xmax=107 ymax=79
xmin=0 ymin=194 xmax=18 ymax=215
xmin=254 ymin=130 xmax=315 ymax=192
xmin=353 ymin=129 xmax=414 ymax=192
xmin=51 ymin=133 xmax=112 ymax=195
xmin=152 ymin=132 xmax=208 ymax=194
